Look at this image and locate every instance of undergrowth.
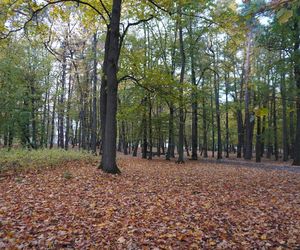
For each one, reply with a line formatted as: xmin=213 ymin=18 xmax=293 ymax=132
xmin=0 ymin=149 xmax=97 ymax=173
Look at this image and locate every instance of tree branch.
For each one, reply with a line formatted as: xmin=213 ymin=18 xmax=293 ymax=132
xmin=1 ymin=0 xmax=107 ymax=39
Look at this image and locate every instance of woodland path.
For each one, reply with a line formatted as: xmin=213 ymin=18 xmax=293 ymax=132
xmin=0 ymin=156 xmax=299 ymax=249
xmin=198 ymin=158 xmax=300 ymax=173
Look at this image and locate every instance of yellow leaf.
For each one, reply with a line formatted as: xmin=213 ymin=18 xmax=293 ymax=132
xmin=261 ymin=234 xmax=267 ymax=240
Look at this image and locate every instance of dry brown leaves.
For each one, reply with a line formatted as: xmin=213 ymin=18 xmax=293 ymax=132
xmin=0 ymin=156 xmax=299 ymax=249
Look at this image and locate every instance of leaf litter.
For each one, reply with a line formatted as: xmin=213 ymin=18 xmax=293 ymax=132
xmin=0 ymin=157 xmax=299 ymax=249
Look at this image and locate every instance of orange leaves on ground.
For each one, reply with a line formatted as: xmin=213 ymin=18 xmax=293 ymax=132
xmin=0 ymin=156 xmax=299 ymax=249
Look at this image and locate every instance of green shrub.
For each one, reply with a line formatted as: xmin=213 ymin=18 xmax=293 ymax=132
xmin=0 ymin=149 xmax=97 ymax=173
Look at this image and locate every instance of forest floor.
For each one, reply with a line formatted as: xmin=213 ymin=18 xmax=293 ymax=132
xmin=0 ymin=155 xmax=300 ymax=249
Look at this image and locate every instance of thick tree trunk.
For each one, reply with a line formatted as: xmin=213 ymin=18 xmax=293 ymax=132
xmin=100 ymin=0 xmax=122 ymax=174
xmin=100 ymin=30 xmax=110 ymax=155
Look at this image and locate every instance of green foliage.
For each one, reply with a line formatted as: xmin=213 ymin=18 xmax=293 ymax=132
xmin=0 ymin=149 xmax=97 ymax=173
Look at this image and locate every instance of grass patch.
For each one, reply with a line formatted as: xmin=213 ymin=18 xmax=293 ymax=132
xmin=0 ymin=149 xmax=98 ymax=173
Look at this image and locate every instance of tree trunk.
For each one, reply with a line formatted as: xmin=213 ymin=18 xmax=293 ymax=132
xmin=166 ymin=104 xmax=174 ymax=160
xmin=244 ymin=28 xmax=253 ymax=160
xmin=100 ymin=0 xmax=122 ymax=174
xmin=58 ymin=41 xmax=66 ymax=149
xmin=273 ymin=80 xmax=278 ymax=161
xmin=211 ymin=86 xmax=215 ymax=158
xmin=91 ymin=32 xmax=98 ymax=154
xmin=50 ymin=81 xmax=59 ymax=149
xmin=176 ymin=7 xmax=185 ymax=164
xmin=292 ymin=9 xmax=300 ymax=165
xmin=280 ymin=70 xmax=288 ymax=161
xmin=214 ymin=69 xmax=222 ymax=160
xmin=100 ymin=30 xmax=110 ymax=155
xmin=256 ymin=114 xmax=261 ymax=162
xmin=41 ymin=86 xmax=49 ymax=148
xmin=148 ymin=97 xmax=153 ymax=160
xmin=225 ymin=77 xmax=229 ymax=158
xmin=65 ymin=73 xmax=72 ymax=150
xmin=190 ymin=36 xmax=198 ymax=160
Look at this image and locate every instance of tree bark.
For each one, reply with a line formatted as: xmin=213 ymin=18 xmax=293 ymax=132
xmin=100 ymin=0 xmax=122 ymax=174
xmin=58 ymin=41 xmax=66 ymax=149
xmin=166 ymin=104 xmax=174 ymax=160
xmin=244 ymin=28 xmax=253 ymax=160
xmin=256 ymin=114 xmax=261 ymax=162
xmin=176 ymin=6 xmax=185 ymax=164
xmin=280 ymin=70 xmax=288 ymax=161
xmin=292 ymin=9 xmax=300 ymax=165
xmin=148 ymin=96 xmax=153 ymax=160
xmin=91 ymin=32 xmax=98 ymax=154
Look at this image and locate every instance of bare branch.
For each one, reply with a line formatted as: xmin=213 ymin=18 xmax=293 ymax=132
xmin=1 ymin=0 xmax=107 ymax=40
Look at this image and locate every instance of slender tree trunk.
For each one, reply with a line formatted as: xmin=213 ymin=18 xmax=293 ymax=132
xmin=177 ymin=7 xmax=185 ymax=163
xmin=292 ymin=8 xmax=300 ymax=165
xmin=46 ymin=86 xmax=51 ymax=148
xmin=273 ymin=80 xmax=278 ymax=160
xmin=267 ymin=99 xmax=272 ymax=159
xmin=184 ymin=136 xmax=190 ymax=157
xmin=202 ymin=81 xmax=208 ymax=158
xmin=30 ymin=81 xmax=37 ymax=149
xmin=190 ymin=36 xmax=198 ymax=160
xmin=91 ymin=32 xmax=98 ymax=154
xmin=41 ymin=86 xmax=49 ymax=148
xmin=148 ymin=97 xmax=153 ymax=160
xmin=166 ymin=104 xmax=174 ymax=160
xmin=225 ymin=78 xmax=229 ymax=158
xmin=122 ymin=121 xmax=128 ymax=155
xmin=290 ymin=110 xmax=295 ymax=159
xmin=280 ymin=70 xmax=288 ymax=161
xmin=141 ymin=98 xmax=148 ymax=159
xmin=65 ymin=73 xmax=72 ymax=150
xmin=58 ymin=41 xmax=66 ymax=149
xmin=211 ymin=86 xmax=215 ymax=158
xmin=256 ymin=114 xmax=261 ymax=162
xmin=244 ymin=28 xmax=253 ymax=160
xmin=214 ymin=69 xmax=222 ymax=160
xmin=50 ymin=82 xmax=59 ymax=149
